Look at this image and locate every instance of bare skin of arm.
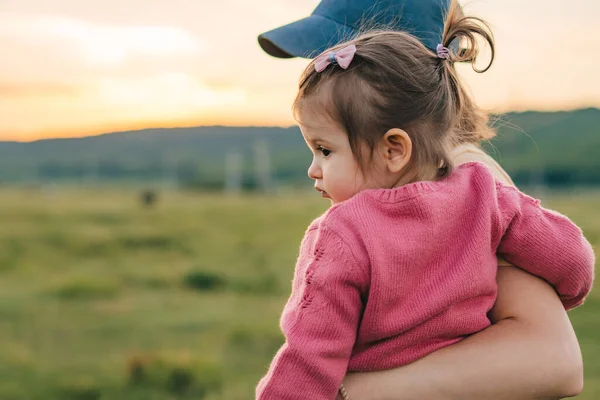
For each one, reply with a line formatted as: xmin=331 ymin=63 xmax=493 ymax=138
xmin=339 ymin=266 xmax=583 ymax=400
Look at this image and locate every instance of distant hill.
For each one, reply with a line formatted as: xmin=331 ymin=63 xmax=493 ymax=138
xmin=0 ymin=126 xmax=310 ymax=187
xmin=1 ymin=108 xmax=599 ymax=188
xmin=482 ymin=108 xmax=600 ymax=186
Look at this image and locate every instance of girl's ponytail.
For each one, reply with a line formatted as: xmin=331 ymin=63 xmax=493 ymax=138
xmin=439 ymin=1 xmax=496 ymax=145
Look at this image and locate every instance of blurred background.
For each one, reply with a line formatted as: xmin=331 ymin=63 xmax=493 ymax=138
xmin=0 ymin=0 xmax=598 ymax=399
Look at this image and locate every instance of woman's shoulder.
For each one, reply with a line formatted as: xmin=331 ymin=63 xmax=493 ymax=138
xmin=450 ymin=143 xmax=515 ymax=187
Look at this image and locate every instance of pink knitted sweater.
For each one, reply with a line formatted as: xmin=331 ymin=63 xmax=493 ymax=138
xmin=256 ymin=162 xmax=595 ymax=400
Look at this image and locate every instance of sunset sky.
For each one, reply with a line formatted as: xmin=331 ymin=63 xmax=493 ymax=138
xmin=1 ymin=0 xmax=598 ymax=141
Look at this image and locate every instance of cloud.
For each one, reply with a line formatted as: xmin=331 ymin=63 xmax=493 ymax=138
xmin=94 ymin=72 xmax=246 ymax=110
xmin=0 ymin=12 xmax=202 ymax=66
xmin=0 ymin=82 xmax=82 ymax=98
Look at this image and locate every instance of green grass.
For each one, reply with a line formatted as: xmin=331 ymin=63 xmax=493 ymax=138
xmin=0 ymin=187 xmax=597 ymax=399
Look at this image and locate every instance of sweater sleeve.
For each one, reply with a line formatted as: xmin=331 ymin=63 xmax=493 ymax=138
xmin=256 ymin=225 xmax=367 ymax=400
xmin=496 ymin=183 xmax=595 ymax=310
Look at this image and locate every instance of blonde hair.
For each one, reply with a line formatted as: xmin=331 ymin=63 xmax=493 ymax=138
xmin=293 ymin=0 xmax=495 ymax=182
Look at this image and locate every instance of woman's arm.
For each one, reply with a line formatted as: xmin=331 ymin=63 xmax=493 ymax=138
xmin=340 ymin=266 xmax=583 ymax=400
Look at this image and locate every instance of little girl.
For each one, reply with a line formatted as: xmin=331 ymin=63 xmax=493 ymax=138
xmin=256 ymin=2 xmax=595 ymax=399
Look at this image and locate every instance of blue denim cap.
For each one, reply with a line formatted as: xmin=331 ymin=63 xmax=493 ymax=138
xmin=258 ymin=0 xmax=451 ymax=58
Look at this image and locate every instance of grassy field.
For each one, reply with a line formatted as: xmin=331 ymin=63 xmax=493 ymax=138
xmin=0 ymin=187 xmax=598 ymax=399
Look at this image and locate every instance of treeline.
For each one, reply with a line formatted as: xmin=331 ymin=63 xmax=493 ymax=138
xmin=33 ymin=159 xmax=309 ymax=191
xmin=1 ymin=108 xmax=599 ymax=189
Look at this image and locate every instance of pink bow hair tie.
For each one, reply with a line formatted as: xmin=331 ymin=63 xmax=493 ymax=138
xmin=314 ymin=44 xmax=357 ymax=72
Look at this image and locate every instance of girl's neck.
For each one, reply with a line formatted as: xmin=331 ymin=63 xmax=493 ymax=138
xmin=391 ymin=165 xmax=441 ymax=188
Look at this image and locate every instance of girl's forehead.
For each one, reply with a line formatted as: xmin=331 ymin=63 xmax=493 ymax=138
xmin=298 ymin=108 xmax=329 ymax=128
xmin=300 ymin=122 xmax=348 ymax=147
xmin=296 ymin=94 xmax=347 ymax=142
xmin=297 ymin=102 xmax=339 ymax=130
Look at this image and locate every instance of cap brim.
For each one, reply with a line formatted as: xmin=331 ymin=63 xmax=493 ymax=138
xmin=258 ymin=14 xmax=356 ymax=59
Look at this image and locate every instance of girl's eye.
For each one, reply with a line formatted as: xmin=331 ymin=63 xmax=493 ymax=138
xmin=317 ymin=146 xmax=331 ymax=157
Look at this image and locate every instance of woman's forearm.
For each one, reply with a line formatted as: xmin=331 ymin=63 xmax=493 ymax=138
xmin=343 ymin=319 xmax=577 ymax=400
xmin=342 ymin=267 xmax=583 ymax=400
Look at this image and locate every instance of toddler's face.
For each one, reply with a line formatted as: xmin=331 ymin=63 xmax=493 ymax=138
xmin=298 ymin=108 xmax=385 ymax=205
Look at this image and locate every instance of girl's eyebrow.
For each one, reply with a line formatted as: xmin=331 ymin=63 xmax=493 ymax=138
xmin=307 ymin=137 xmax=333 ymax=146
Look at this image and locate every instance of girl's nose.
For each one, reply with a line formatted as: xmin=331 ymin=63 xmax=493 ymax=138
xmin=307 ymin=158 xmax=321 ymax=180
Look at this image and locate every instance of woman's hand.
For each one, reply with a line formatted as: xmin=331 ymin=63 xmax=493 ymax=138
xmin=340 ymin=266 xmax=583 ymax=400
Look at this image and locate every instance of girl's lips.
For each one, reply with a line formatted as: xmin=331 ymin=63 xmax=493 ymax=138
xmin=315 ymin=187 xmax=330 ymax=199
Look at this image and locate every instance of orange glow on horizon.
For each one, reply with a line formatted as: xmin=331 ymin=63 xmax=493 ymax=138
xmin=1 ymin=115 xmax=299 ymax=143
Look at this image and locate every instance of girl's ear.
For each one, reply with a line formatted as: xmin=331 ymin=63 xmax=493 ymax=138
xmin=381 ymin=128 xmax=412 ymax=174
